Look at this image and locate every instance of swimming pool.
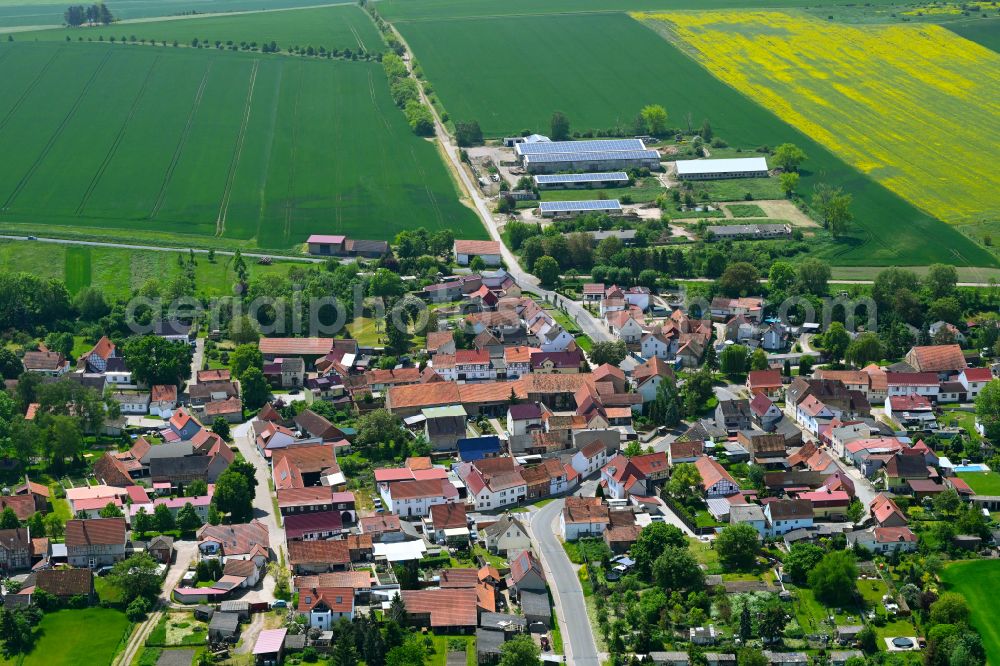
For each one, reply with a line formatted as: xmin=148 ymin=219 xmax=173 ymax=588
xmin=953 ymin=464 xmax=990 ymax=473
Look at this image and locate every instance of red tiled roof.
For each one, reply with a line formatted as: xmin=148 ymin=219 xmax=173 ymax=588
xmin=65 ymin=518 xmax=127 ymax=547
xmin=440 ymin=568 xmax=479 ymax=588
xmin=295 ymin=571 xmax=373 ymax=590
xmin=0 ymin=495 xmax=35 ymax=521
xmin=963 ymin=367 xmax=992 ymax=382
xmin=694 ymin=456 xmax=737 ymax=492
xmin=888 ymin=394 xmax=932 ymax=411
xmin=455 ymin=239 xmax=501 ymax=255
xmin=259 ymin=337 xmax=334 ymax=357
xmin=389 ymin=479 xmax=457 ymax=500
xmin=429 ymin=503 xmax=467 ymax=530
xmin=298 ymin=586 xmax=354 ymax=613
xmin=907 ymin=344 xmax=967 ymax=372
xmin=874 ymin=526 xmax=917 ymax=543
xmin=401 ymin=588 xmax=479 ymax=627
xmin=287 ymin=539 xmax=350 ymax=565
xmin=151 ymin=385 xmax=177 ymax=403
xmin=747 ymin=369 xmax=782 ymax=388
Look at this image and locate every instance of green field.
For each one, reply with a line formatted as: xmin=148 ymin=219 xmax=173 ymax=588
xmin=957 ymin=470 xmax=1000 ymax=494
xmin=949 ymin=17 xmax=1000 ymax=52
xmin=941 ymin=560 xmax=1000 ymax=662
xmin=0 ymin=607 xmax=131 ymax=666
xmin=0 ymin=41 xmax=484 ymax=247
xmin=399 ymin=12 xmax=994 ymax=267
xmin=14 ymin=4 xmax=382 ymax=52
xmin=0 ymin=239 xmax=302 ymax=297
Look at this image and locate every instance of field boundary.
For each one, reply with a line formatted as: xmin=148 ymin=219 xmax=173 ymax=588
xmin=215 ymin=58 xmax=260 ymax=236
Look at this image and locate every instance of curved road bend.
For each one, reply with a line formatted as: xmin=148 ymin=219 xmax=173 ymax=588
xmin=530 ymin=499 xmax=601 ymax=666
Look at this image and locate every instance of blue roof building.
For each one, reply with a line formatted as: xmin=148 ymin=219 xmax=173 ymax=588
xmin=457 ymin=436 xmax=502 ymax=462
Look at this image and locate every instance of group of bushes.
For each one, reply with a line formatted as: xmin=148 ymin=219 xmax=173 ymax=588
xmin=383 ymin=53 xmax=434 ymax=136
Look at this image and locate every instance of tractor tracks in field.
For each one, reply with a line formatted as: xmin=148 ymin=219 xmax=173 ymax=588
xmin=2 ymin=48 xmax=112 ymax=211
xmin=149 ymin=62 xmax=212 ymax=220
xmin=215 ymin=58 xmax=260 ymax=237
xmin=281 ymin=62 xmax=303 ymax=243
xmin=76 ymin=55 xmax=160 ymax=216
xmin=0 ymin=47 xmax=61 ymax=135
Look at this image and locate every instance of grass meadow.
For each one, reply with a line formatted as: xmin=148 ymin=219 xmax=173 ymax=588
xmin=14 ymin=4 xmax=383 ymax=52
xmin=0 ymin=607 xmax=131 ymax=666
xmin=642 ymin=11 xmax=1000 ymax=228
xmin=941 ymin=560 xmax=1000 ymax=663
xmin=0 ymin=41 xmax=484 ymax=248
xmin=399 ymin=12 xmax=995 ymax=267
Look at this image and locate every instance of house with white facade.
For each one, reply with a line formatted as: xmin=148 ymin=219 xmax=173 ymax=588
xmin=764 ymin=499 xmax=814 ymax=537
xmin=483 ymin=514 xmax=531 ymax=555
xmin=572 ymin=440 xmax=609 ymax=478
xmin=959 ymin=367 xmax=992 ymax=399
xmin=606 ymin=311 xmax=645 ymax=344
xmin=379 ymin=478 xmax=459 ymax=518
xmin=297 ymin=586 xmax=355 ymax=629
xmin=694 ymin=456 xmax=740 ymax=498
xmin=560 ymin=497 xmax=610 ymax=540
xmin=433 ymin=349 xmax=496 ymax=382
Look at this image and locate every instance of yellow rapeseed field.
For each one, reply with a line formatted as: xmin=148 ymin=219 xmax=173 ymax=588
xmin=634 ymin=10 xmax=1000 ymax=226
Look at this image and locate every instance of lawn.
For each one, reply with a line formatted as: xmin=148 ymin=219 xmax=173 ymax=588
xmin=0 ymin=41 xmax=484 ymax=248
xmin=15 ymin=4 xmax=383 ymax=53
xmin=727 ymin=203 xmax=766 ymax=218
xmin=9 ymin=607 xmax=130 ymax=666
xmin=643 ymin=11 xmax=1000 ymax=229
xmin=957 ymin=470 xmax=1000 ymax=494
xmin=941 ymin=559 xmax=1000 ymax=663
xmin=400 ymin=12 xmax=994 ymax=267
xmin=428 ymin=634 xmax=475 ymax=666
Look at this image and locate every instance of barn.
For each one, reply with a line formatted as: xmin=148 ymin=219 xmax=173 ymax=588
xmin=515 ymin=139 xmax=660 ymax=174
xmin=533 ymin=172 xmax=630 ymax=189
xmin=539 ymin=199 xmax=622 ymax=218
xmin=675 ymin=157 xmax=769 ymax=180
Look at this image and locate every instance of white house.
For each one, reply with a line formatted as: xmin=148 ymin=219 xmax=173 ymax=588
xmin=379 ymin=479 xmax=459 ymax=518
xmin=885 ymin=394 xmax=936 ymax=429
xmin=764 ymin=499 xmax=814 ymax=537
xmin=432 ymin=349 xmax=495 ymax=382
xmin=537 ymin=323 xmax=574 ymax=353
xmin=606 ymin=311 xmax=644 ymax=344
xmin=959 ymin=367 xmax=992 ymax=399
xmin=483 ymin=514 xmax=531 ymax=555
xmin=111 ymin=391 xmax=150 ymax=415
xmin=572 ymin=440 xmax=609 ymax=478
xmin=454 ymin=240 xmax=502 ymax=267
xmin=694 ymin=456 xmax=740 ymax=498
xmin=640 ymin=330 xmax=673 ymax=361
xmin=847 ymin=527 xmax=917 ymax=554
xmin=795 ymin=395 xmax=835 ymax=435
xmin=729 ymin=504 xmax=767 ymax=538
xmin=507 ymin=403 xmax=545 ymax=437
xmin=464 ymin=467 xmax=527 ymax=511
xmin=299 ymin=587 xmax=355 ymax=630
xmin=624 ymin=287 xmax=651 ymax=312
xmin=560 ymin=498 xmax=609 ymax=541
xmin=886 ymin=373 xmax=940 ymax=399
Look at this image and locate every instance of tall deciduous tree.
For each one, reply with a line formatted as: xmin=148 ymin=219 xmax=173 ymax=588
xmin=550 ymin=111 xmax=570 ymax=141
xmin=123 ymin=336 xmax=192 ymax=387
xmin=213 ymin=468 xmax=253 ymax=522
xmin=640 ymin=104 xmax=668 ymax=135
xmin=773 ymin=143 xmax=806 ymax=172
xmin=715 ymin=523 xmax=760 ymax=571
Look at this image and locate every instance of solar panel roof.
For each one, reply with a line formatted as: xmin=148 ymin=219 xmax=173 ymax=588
xmin=516 ymin=139 xmax=646 ymax=155
xmin=534 ymin=172 xmax=629 ymax=184
xmin=523 ymin=150 xmax=659 ymax=164
xmin=539 ymin=200 xmax=622 ymax=212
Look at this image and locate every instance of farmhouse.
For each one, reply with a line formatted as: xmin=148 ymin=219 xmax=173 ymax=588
xmin=675 ymin=157 xmax=769 ymax=180
xmin=533 ymin=172 xmax=630 ymax=189
xmin=540 ymin=199 xmax=622 ymax=218
xmin=515 ymin=138 xmax=661 ymax=173
xmin=454 ymin=240 xmax=502 ymax=266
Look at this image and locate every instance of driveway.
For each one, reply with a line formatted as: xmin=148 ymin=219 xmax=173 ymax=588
xmin=233 ymin=420 xmax=286 ymax=563
xmin=528 ymin=499 xmax=601 ymax=666
xmin=189 ymin=338 xmax=205 ymax=386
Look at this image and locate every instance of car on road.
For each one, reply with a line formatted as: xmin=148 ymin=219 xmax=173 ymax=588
xmin=26 ymin=236 xmax=37 ymax=240
xmin=96 ymin=566 xmax=113 ymax=577
xmin=270 ymin=600 xmax=287 ymax=609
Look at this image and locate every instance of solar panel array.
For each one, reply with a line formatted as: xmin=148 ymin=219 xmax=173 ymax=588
xmin=516 ymin=138 xmax=646 ymax=155
xmin=534 ymin=172 xmax=630 ymax=184
xmin=539 ymin=200 xmax=622 ymax=212
xmin=523 ymin=150 xmax=658 ymax=164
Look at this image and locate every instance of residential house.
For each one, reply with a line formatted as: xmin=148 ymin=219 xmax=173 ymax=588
xmin=401 ymin=589 xmax=479 ymax=631
xmin=425 ymin=331 xmax=457 ymax=356
xmin=729 ymin=504 xmax=767 ymax=538
xmin=80 ymin=336 xmax=116 ymax=373
xmin=428 ymin=503 xmax=469 ymax=544
xmin=904 ymin=344 xmax=967 ymax=376
xmin=380 ymin=479 xmax=459 ymax=518
xmin=716 ymin=399 xmax=753 ymax=434
xmin=530 ymin=350 xmax=584 ymax=374
xmin=959 ymin=367 xmax=992 ymax=399
xmin=150 ymin=385 xmax=178 ymax=417
xmin=65 ymin=518 xmax=127 ymax=567
xmin=725 ymin=315 xmax=757 ymax=343
xmin=600 ymin=452 xmax=669 ymax=499
xmin=885 ymin=394 xmax=936 ymax=429
xmin=880 ymin=452 xmax=930 ymax=493
xmin=764 ymin=499 xmax=814 ymax=537
xmin=297 ymin=587 xmax=355 ymax=630
xmin=572 ymin=440 xmax=609 ymax=478
xmin=606 ymin=310 xmax=645 ymax=344
xmin=668 ymin=440 xmax=704 ymax=466
xmin=750 ymin=394 xmax=783 ymax=432
xmin=886 ymin=373 xmax=940 ymax=400
xmin=710 ymin=297 xmax=763 ymax=322
xmin=454 ymin=239 xmax=502 ymax=267
xmin=761 ymin=322 xmax=788 ymax=352
xmin=433 ymin=349 xmax=495 ymax=382
xmin=847 ymin=526 xmax=918 ymax=554
xmin=560 ymin=497 xmax=610 ymax=541
xmin=0 ymin=528 xmax=31 ymax=572
xmin=22 ymin=351 xmax=70 ymax=376
xmin=746 ymin=370 xmax=783 ymax=400
xmin=694 ymin=456 xmax=740 ymax=498
xmin=483 ymin=514 xmax=531 ymax=555
xmin=509 ymin=551 xmax=546 ymax=595
xmin=736 ymin=431 xmax=787 ymax=467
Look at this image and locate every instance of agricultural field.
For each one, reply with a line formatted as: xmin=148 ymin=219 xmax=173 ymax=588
xmin=941 ymin=560 xmax=1000 ymax=662
xmin=13 ymin=4 xmax=382 ymax=53
xmin=0 ymin=239 xmax=301 ymax=298
xmin=400 ymin=11 xmax=995 ymax=267
xmin=639 ymin=11 xmax=1000 ymax=229
xmin=0 ymin=41 xmax=484 ymax=248
xmin=950 ymin=16 xmax=1000 ymax=52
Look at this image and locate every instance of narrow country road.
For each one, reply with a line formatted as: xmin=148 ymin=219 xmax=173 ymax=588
xmin=529 ymin=499 xmax=601 ymax=666
xmin=233 ymin=419 xmax=286 ymax=562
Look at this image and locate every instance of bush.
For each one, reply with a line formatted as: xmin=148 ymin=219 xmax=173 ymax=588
xmin=126 ymin=596 xmax=151 ymax=622
xmin=301 ymin=648 xmax=318 ymax=663
xmin=67 ymin=594 xmax=89 ymax=609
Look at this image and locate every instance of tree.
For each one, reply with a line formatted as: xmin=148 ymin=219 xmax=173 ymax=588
xmin=749 ymin=348 xmax=769 ymax=371
xmin=737 ymin=648 xmax=769 ymax=666
xmin=773 ymin=143 xmax=806 ymax=172
xmin=369 ymin=268 xmax=406 ymax=300
xmin=44 ymin=332 xmax=74 ymax=359
xmin=925 ymin=263 xmax=958 ymax=300
xmin=715 ymin=523 xmax=760 ymax=572
xmin=212 ymin=417 xmax=231 ymax=441
xmin=0 ymin=606 xmax=39 ymax=658
xmin=798 ymin=355 xmax=814 ymax=376
xmin=122 ymin=336 xmax=192 ymax=387
xmin=930 ymin=592 xmax=971 ymax=626
xmin=239 ymin=367 xmax=270 ymax=409
xmin=0 ymin=508 xmax=19 ymax=530
xmin=933 ymin=487 xmax=962 ymax=515
xmin=632 ymin=522 xmax=686 ymax=578
xmin=652 ymin=546 xmax=704 ymax=591
xmin=403 ymin=100 xmax=434 ymax=136
xmin=640 ymin=104 xmax=668 ymax=135
xmin=784 ymin=542 xmax=824 ymax=584
xmin=99 ymin=502 xmax=124 ymax=518
xmin=847 ymin=498 xmax=865 ymax=523
xmin=125 ymin=596 xmax=151 ymax=622
xmin=153 ymin=503 xmax=175 ymax=532
xmin=498 ymin=634 xmax=540 ymax=666
xmin=455 ymin=121 xmax=483 ymax=147
xmin=758 ymin=600 xmax=790 ymax=643
xmin=680 ymin=369 xmax=714 ymax=417
xmin=109 ymin=553 xmax=162 ymax=603
xmin=44 ymin=513 xmax=64 ymax=540
xmin=187 ymin=479 xmax=208 ymax=497
xmin=845 ymin=332 xmax=882 ymax=367
xmin=795 ymin=257 xmax=831 ymax=296
xmin=768 ymin=262 xmax=796 ymax=292
xmin=550 ymin=111 xmax=570 ymax=141
xmin=929 ymin=296 xmax=962 ymax=325
xmin=26 ymin=512 xmax=44 ymax=537
xmin=228 ymin=315 xmax=260 ymax=345
xmin=0 ymin=348 xmax=22 ymax=380
xmin=207 ymin=504 xmax=222 ymax=526
xmin=717 ymin=262 xmax=760 ymax=297
xmin=587 ymin=340 xmax=628 ymax=367
xmin=65 ymin=4 xmax=86 ymax=25
xmin=647 ymin=376 xmax=681 ymax=428
xmin=213 ymin=468 xmax=254 ymax=522
xmin=176 ymin=502 xmax=202 ymax=534
xmin=812 ymin=184 xmax=853 ymax=236
xmin=808 ymin=550 xmax=858 ymax=606
xmin=230 ymin=343 xmax=263 ymax=378
xmin=357 ymin=409 xmax=407 ymax=449
xmin=133 ymin=507 xmax=153 ymax=537
xmin=976 ymin=379 xmax=1000 ymax=441
xmin=533 ymin=255 xmax=559 ymax=287
xmin=821 ymin=322 xmax=851 ymax=363
xmin=720 ymin=344 xmax=748 ymax=376
xmin=779 ymin=171 xmax=800 ymax=197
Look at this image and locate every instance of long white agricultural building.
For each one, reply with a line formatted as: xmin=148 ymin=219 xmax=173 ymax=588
xmin=515 ymin=139 xmax=661 ymax=174
xmin=675 ymin=157 xmax=769 ymax=180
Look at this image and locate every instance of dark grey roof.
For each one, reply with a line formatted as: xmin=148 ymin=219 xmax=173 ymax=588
xmin=149 ymin=455 xmax=210 ymax=478
xmin=156 ymin=649 xmax=196 ymax=666
xmin=155 ymin=320 xmax=192 ymax=337
xmin=141 ymin=442 xmax=194 ymax=464
xmin=480 ymin=612 xmax=527 ymax=631
xmin=220 ymin=600 xmax=250 ymax=613
xmin=518 ymin=590 xmax=550 ymax=618
xmin=105 ymin=357 xmax=128 ymax=373
xmin=209 ymin=612 xmax=240 ymax=634
xmin=476 ymin=628 xmax=505 ymax=655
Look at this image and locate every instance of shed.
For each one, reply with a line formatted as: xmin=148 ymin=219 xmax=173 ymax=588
xmin=194 ymin=605 xmax=215 ymax=621
xmin=517 ymin=590 xmax=550 ymax=627
xmin=219 ymin=599 xmax=250 ymax=620
xmin=476 ymin=627 xmax=505 ymax=664
xmin=208 ymin=612 xmax=241 ymax=642
xmin=283 ymin=634 xmax=306 ymax=653
xmin=253 ymin=628 xmax=287 ymax=666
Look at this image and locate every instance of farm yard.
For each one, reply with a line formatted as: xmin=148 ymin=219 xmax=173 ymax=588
xmin=941 ymin=560 xmax=1000 ymax=662
xmin=639 ymin=11 xmax=1000 ymax=229
xmin=399 ymin=11 xmax=995 ymax=267
xmin=0 ymin=40 xmax=484 ymax=249
xmin=14 ymin=4 xmax=383 ymax=52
